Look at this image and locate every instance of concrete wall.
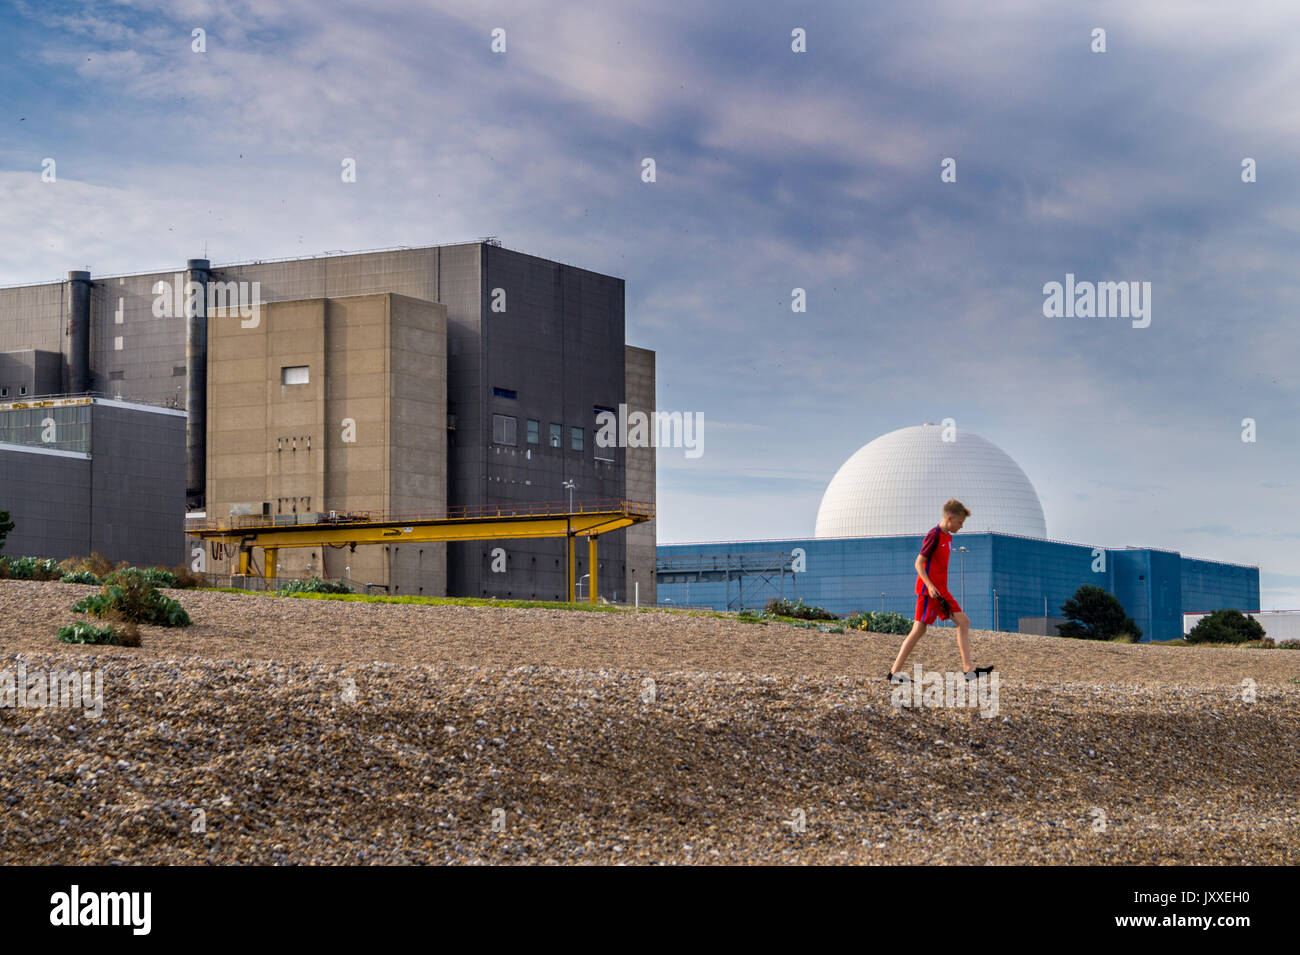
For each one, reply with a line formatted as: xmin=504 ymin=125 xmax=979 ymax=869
xmin=625 ymin=345 xmax=657 ymax=604
xmin=0 ymin=349 xmax=62 ymax=398
xmin=387 ymin=293 xmax=447 ymax=595
xmin=0 ymin=284 xmax=66 ymax=388
xmin=207 ymin=293 xmax=446 ymax=592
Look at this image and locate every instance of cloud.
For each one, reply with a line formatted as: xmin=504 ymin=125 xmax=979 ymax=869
xmin=1 ymin=0 xmax=1297 ymax=601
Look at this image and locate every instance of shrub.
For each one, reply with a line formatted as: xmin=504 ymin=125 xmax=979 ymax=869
xmin=1186 ymin=609 xmax=1265 ymax=645
xmin=72 ymin=567 xmax=191 ymax=627
xmin=167 ymin=563 xmax=205 ymax=589
xmin=1058 ymin=585 xmax=1142 ymax=642
xmin=0 ymin=509 xmax=12 ymax=552
xmin=764 ymin=597 xmax=836 ymax=621
xmin=277 ymin=577 xmax=354 ymax=595
xmin=0 ymin=556 xmax=63 ymax=580
xmin=135 ymin=567 xmax=178 ymax=588
xmin=58 ymin=553 xmax=122 ymax=580
xmin=60 ymin=570 xmax=101 ymax=585
xmin=56 ymin=621 xmax=128 ymax=646
xmin=845 ymin=611 xmax=914 ymax=635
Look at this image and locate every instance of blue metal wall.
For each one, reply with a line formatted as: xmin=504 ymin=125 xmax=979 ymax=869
xmin=657 ymin=534 xmax=1259 ymax=643
xmin=1181 ymin=556 xmax=1260 ymax=616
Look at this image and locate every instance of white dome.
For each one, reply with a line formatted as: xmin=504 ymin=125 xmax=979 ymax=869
xmin=814 ymin=424 xmax=1047 ymax=538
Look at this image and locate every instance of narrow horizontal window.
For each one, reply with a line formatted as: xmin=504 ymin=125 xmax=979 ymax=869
xmin=281 ymin=365 xmax=309 ymax=386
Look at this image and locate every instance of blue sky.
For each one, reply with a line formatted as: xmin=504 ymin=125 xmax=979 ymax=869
xmin=2 ymin=0 xmax=1298 ymax=606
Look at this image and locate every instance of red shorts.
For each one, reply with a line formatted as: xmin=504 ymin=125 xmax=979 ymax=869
xmin=915 ymin=590 xmax=961 ymax=625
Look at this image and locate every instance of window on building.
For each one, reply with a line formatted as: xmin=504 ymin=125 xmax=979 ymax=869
xmin=493 ymin=414 xmax=517 ymax=445
xmin=281 ymin=365 xmax=309 ymax=386
xmin=571 ymin=426 xmax=584 ymax=451
xmin=526 ymin=419 xmax=539 ymax=444
xmin=549 ymin=423 xmax=562 ymax=448
xmin=493 ymin=387 xmax=517 ymax=399
xmin=0 ymin=388 xmax=7 ymax=398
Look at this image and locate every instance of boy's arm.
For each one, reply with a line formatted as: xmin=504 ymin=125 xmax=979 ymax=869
xmin=916 ymin=528 xmax=941 ymax=596
xmin=915 ymin=554 xmax=940 ymax=596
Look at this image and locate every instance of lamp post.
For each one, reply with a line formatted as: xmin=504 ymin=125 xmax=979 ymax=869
xmin=562 ymin=479 xmax=576 ymax=511
xmin=958 ymin=546 xmax=967 ymax=608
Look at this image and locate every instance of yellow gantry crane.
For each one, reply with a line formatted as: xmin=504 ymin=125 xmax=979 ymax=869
xmin=185 ymin=498 xmax=653 ymax=604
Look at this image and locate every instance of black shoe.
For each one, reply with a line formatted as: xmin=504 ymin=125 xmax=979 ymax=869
xmin=964 ymin=665 xmax=995 ymax=680
xmin=888 ymin=669 xmax=910 ymax=683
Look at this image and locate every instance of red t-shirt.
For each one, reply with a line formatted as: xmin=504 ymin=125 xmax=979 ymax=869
xmin=914 ymin=525 xmax=952 ymax=595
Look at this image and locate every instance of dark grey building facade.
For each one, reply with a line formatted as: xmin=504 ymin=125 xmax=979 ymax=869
xmin=0 ymin=242 xmax=656 ymax=600
xmin=0 ymin=397 xmax=186 ymax=567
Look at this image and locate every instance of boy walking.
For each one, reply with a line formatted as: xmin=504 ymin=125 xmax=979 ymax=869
xmin=888 ymin=498 xmax=994 ymax=682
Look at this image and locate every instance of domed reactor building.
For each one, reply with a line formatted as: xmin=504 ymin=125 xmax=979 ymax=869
xmin=657 ymin=423 xmax=1258 ymax=642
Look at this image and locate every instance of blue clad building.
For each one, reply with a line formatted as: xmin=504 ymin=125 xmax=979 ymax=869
xmin=657 ymin=425 xmax=1259 ymax=642
xmin=656 ymin=533 xmax=1258 ymax=642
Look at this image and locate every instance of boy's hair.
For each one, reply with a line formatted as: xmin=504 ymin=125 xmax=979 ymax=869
xmin=942 ymin=498 xmax=971 ymax=519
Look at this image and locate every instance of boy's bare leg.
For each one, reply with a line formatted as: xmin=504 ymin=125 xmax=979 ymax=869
xmin=953 ymin=611 xmax=974 ymax=672
xmin=891 ymin=620 xmax=927 ymax=674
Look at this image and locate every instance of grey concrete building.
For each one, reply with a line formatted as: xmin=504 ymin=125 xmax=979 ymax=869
xmin=0 ymin=396 xmax=186 ymax=566
xmin=0 ymin=242 xmax=656 ymax=599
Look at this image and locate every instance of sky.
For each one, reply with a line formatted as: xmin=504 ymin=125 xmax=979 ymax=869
xmin=1 ymin=0 xmax=1298 ymax=607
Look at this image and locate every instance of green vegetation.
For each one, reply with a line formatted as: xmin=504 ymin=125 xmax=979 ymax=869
xmin=59 ymin=570 xmax=101 ymax=585
xmin=276 ymin=576 xmax=354 ymax=595
xmin=0 ymin=556 xmax=63 ymax=580
xmin=1186 ymin=609 xmax=1265 ymax=645
xmin=278 ymin=590 xmax=632 ymax=613
xmin=1058 ymin=585 xmax=1142 ymax=642
xmin=844 ymin=611 xmax=913 ymax=635
xmin=72 ymin=568 xmax=191 ymax=627
xmin=764 ymin=597 xmax=837 ymax=621
xmin=56 ymin=621 xmax=133 ymax=646
xmin=0 ymin=551 xmax=201 ymax=588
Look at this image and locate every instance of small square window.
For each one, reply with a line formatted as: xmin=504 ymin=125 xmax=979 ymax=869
xmin=281 ymin=365 xmax=309 ymax=386
xmin=549 ymin=423 xmax=562 ymax=448
xmin=18 ymin=386 xmax=26 ymax=396
xmin=0 ymin=388 xmax=7 ymax=397
xmin=526 ymin=419 xmax=539 ymax=444
xmin=571 ymin=426 xmax=584 ymax=451
xmin=493 ymin=414 xmax=517 ymax=445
